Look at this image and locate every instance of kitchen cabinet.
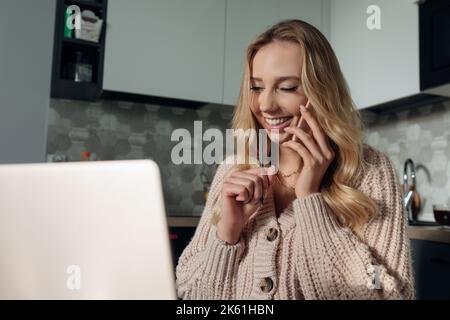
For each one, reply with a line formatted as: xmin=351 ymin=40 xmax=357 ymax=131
xmin=79 ymin=0 xmax=446 ymax=109
xmin=104 ymin=0 xmax=328 ymax=106
xmin=169 ymin=226 xmax=196 ymax=271
xmin=419 ymin=0 xmax=450 ymax=97
xmin=410 ymin=239 xmax=450 ymax=299
xmin=167 ymin=217 xmax=199 ymax=271
xmin=103 ymin=0 xmax=226 ymax=104
xmin=223 ymin=0 xmax=330 ymax=106
xmin=329 ymin=0 xmax=420 ymax=110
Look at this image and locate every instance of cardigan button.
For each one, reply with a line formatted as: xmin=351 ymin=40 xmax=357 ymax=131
xmin=259 ymin=277 xmax=274 ymax=293
xmin=265 ymin=227 xmax=278 ymax=242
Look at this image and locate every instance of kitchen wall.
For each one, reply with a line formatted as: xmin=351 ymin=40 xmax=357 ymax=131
xmin=46 ymin=98 xmax=231 ymax=216
xmin=47 ymin=97 xmax=450 ymax=221
xmin=0 ymin=0 xmax=55 ymax=164
xmin=362 ymin=98 xmax=450 ymax=222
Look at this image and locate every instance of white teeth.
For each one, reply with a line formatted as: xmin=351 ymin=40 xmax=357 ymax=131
xmin=265 ymin=117 xmax=291 ymax=126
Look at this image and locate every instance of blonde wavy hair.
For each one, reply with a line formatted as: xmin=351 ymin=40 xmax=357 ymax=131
xmin=212 ymin=19 xmax=378 ymax=230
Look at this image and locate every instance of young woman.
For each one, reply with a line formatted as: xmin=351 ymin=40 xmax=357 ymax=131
xmin=175 ymin=19 xmax=414 ymax=300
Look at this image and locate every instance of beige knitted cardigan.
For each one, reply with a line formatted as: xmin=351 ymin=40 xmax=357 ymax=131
xmin=175 ymin=144 xmax=415 ymax=299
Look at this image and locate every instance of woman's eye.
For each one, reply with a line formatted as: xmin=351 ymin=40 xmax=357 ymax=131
xmin=250 ymin=86 xmax=298 ymax=93
xmin=250 ymin=86 xmax=263 ymax=92
xmin=281 ymin=87 xmax=298 ymax=92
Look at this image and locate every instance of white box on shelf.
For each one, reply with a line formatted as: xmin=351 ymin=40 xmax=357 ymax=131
xmin=74 ymin=10 xmax=103 ymax=43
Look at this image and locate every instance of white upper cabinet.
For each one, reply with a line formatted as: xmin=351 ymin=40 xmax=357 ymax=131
xmin=329 ymin=0 xmax=419 ymax=109
xmin=223 ymin=0 xmax=329 ymax=106
xmin=104 ymin=1 xmax=419 ymax=109
xmin=103 ymin=0 xmax=226 ymax=104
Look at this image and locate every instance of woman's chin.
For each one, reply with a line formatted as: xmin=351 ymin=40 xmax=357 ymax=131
xmin=267 ymin=131 xmax=290 ymax=144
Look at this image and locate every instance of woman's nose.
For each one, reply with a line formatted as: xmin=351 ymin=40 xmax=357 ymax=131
xmin=258 ymin=89 xmax=278 ymax=113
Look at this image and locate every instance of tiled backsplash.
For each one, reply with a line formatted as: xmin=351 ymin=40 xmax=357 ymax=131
xmin=47 ymin=98 xmax=231 ymax=216
xmin=362 ymin=98 xmax=450 ymax=222
xmin=47 ymin=97 xmax=450 ymax=221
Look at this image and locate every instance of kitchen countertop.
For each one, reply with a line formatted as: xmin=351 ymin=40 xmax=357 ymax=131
xmin=167 ymin=217 xmax=450 ymax=245
xmin=407 ymin=225 xmax=450 ymax=244
xmin=167 ymin=217 xmax=200 ymax=227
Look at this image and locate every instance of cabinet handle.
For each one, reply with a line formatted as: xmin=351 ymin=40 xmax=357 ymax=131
xmin=430 ymin=257 xmax=450 ymax=266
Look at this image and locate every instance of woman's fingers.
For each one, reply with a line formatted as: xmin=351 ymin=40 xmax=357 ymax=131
xmin=226 ymin=176 xmax=259 ymax=204
xmin=222 ymin=181 xmax=249 ymax=201
xmin=234 ymin=171 xmax=267 ymax=195
xmin=224 ymin=167 xmax=274 ymax=204
xmin=284 ymin=127 xmax=324 ymax=163
xmin=222 ymin=165 xmax=277 ymax=205
xmin=282 ymin=140 xmax=314 ymax=166
xmin=233 ymin=170 xmax=269 ymax=203
xmin=297 ymin=107 xmax=335 ymax=160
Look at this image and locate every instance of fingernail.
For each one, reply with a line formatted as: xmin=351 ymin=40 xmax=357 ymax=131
xmin=300 ymin=105 xmax=307 ymax=113
xmin=267 ymin=165 xmax=277 ymax=175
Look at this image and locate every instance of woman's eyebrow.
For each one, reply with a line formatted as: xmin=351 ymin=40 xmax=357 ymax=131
xmin=250 ymin=76 xmax=300 ymax=82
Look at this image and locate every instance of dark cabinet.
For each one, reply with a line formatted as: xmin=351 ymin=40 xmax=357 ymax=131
xmin=51 ymin=0 xmax=108 ymax=101
xmin=169 ymin=226 xmax=196 ymax=272
xmin=411 ymin=239 xmax=450 ymax=299
xmin=420 ymin=0 xmax=450 ymax=92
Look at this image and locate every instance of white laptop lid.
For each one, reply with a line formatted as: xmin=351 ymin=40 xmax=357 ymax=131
xmin=0 ymin=159 xmax=176 ymax=299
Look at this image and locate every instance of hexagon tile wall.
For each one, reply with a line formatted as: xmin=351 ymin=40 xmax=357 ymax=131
xmin=47 ymin=97 xmax=450 ymax=221
xmin=47 ymin=98 xmax=232 ymax=216
xmin=362 ymin=99 xmax=450 ymax=222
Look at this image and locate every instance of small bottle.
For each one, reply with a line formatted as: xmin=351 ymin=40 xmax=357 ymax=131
xmin=74 ymin=52 xmax=93 ymax=82
xmin=63 ymin=7 xmax=73 ymax=38
xmin=81 ymin=151 xmax=91 ymax=161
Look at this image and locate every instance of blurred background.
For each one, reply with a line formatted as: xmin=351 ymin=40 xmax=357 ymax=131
xmin=1 ymin=0 xmax=450 ymax=299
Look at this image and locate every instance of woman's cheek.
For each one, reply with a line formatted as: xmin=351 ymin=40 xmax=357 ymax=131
xmin=249 ymin=103 xmax=260 ymax=118
xmin=278 ymin=96 xmax=304 ymax=114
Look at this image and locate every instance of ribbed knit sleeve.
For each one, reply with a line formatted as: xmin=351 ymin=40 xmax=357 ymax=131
xmin=292 ymin=152 xmax=415 ymax=299
xmin=175 ymin=161 xmax=246 ymax=300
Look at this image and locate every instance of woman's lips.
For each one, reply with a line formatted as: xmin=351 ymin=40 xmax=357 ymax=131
xmin=264 ymin=117 xmax=293 ymax=130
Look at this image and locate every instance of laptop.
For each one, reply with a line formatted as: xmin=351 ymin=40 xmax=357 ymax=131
xmin=0 ymin=159 xmax=176 ymax=299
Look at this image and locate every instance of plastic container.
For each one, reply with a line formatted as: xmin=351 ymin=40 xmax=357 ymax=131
xmin=74 ymin=10 xmax=103 ymax=43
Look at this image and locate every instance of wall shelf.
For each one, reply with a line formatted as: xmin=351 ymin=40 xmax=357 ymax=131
xmin=65 ymin=0 xmax=103 ymax=11
xmin=62 ymin=37 xmax=102 ymax=48
xmin=51 ymin=0 xmax=108 ymax=101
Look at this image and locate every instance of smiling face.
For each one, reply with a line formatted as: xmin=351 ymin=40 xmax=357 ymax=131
xmin=250 ymin=41 xmax=309 ymax=144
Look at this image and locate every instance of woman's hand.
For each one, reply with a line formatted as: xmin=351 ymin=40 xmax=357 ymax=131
xmin=218 ymin=167 xmax=275 ymax=245
xmin=283 ymin=104 xmax=335 ymax=199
